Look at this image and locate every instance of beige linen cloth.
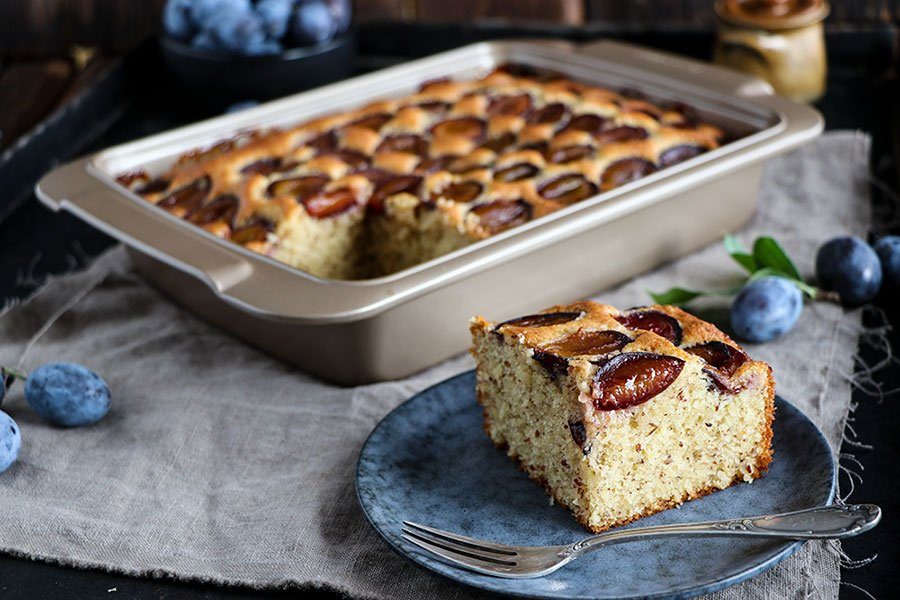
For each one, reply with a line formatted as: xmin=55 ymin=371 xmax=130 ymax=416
xmin=0 ymin=132 xmax=870 ymax=599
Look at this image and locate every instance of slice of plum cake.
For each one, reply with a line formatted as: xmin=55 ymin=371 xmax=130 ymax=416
xmin=469 ymin=301 xmax=774 ymax=533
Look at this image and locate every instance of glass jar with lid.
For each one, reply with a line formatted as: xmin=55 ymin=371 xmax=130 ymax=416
xmin=714 ymin=0 xmax=829 ymax=102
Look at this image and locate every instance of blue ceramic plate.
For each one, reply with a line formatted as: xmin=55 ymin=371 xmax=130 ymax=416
xmin=357 ymin=371 xmax=835 ymax=600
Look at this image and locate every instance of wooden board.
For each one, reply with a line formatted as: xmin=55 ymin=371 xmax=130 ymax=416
xmin=414 ymin=0 xmax=584 ymax=24
xmin=55 ymin=56 xmax=116 ymax=108
xmin=0 ymin=60 xmax=72 ymax=150
xmin=355 ymin=0 xmax=409 ymax=22
xmin=0 ymin=0 xmax=165 ymax=56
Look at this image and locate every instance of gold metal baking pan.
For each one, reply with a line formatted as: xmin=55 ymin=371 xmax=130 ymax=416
xmin=36 ymin=40 xmax=822 ymax=384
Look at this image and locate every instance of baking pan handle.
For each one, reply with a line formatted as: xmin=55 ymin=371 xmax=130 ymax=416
xmin=576 ymin=39 xmax=775 ymax=98
xmin=36 ymin=158 xmax=254 ymax=294
xmin=35 ymin=157 xmax=402 ymax=323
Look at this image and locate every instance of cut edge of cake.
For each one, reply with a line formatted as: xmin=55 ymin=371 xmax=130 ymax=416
xmin=469 ymin=301 xmax=774 ymax=533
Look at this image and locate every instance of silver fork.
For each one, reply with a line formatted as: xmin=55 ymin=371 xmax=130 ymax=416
xmin=401 ymin=504 xmax=881 ymax=579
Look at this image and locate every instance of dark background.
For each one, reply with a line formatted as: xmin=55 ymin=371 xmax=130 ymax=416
xmin=2 ymin=0 xmax=900 ymax=57
xmin=0 ymin=2 xmax=898 ymax=599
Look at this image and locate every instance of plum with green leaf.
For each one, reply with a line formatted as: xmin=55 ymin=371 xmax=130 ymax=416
xmin=731 ymin=277 xmax=803 ymax=343
xmin=649 ymin=234 xmax=839 ymax=343
xmin=650 ymin=234 xmax=820 ymax=306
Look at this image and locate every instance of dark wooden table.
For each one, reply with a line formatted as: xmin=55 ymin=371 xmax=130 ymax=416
xmin=0 ymin=24 xmax=897 ymax=600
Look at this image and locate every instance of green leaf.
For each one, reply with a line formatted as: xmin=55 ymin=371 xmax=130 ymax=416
xmin=0 ymin=366 xmax=26 ymax=381
xmin=723 ymin=233 xmax=746 ymax=255
xmin=746 ymin=266 xmax=779 ymax=280
xmin=730 ymin=252 xmax=759 ymax=273
xmin=648 ymin=284 xmax=746 ymax=305
xmin=650 ymin=233 xmax=816 ymax=307
xmin=648 ymin=287 xmax=707 ymax=305
xmin=723 ymin=233 xmax=758 ymax=273
xmin=752 ymin=236 xmax=802 ymax=280
xmin=747 ymin=267 xmax=818 ymax=299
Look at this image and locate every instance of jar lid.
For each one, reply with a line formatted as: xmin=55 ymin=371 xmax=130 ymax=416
xmin=715 ymin=0 xmax=829 ymax=30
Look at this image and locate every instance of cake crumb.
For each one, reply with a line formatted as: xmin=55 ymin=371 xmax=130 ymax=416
xmin=470 ymin=300 xmax=774 ymax=533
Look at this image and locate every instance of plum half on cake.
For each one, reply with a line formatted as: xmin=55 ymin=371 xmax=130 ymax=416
xmin=469 ymin=301 xmax=774 ymax=533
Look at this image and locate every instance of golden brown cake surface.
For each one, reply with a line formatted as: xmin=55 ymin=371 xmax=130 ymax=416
xmin=470 ymin=301 xmax=774 ymax=532
xmin=117 ymin=65 xmax=723 ymax=279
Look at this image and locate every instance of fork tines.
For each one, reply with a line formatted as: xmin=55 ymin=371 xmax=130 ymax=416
xmin=401 ymin=521 xmax=519 ymax=574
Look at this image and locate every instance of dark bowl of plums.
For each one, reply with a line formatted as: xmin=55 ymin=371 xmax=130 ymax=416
xmin=160 ymin=0 xmax=354 ymax=108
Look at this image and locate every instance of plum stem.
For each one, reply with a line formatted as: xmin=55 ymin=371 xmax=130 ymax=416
xmin=813 ymin=288 xmax=842 ymax=304
xmin=0 ymin=366 xmax=28 ymax=382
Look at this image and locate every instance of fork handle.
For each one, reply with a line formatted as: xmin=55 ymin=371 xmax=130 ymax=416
xmin=571 ymin=504 xmax=881 ymax=555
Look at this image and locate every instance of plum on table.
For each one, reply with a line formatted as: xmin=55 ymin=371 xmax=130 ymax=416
xmin=731 ymin=276 xmax=803 ymax=343
xmin=0 ymin=410 xmax=20 ymax=474
xmin=815 ymin=236 xmax=882 ymax=305
xmin=874 ymin=235 xmax=900 ymax=293
xmin=24 ymin=363 xmax=111 ymax=427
